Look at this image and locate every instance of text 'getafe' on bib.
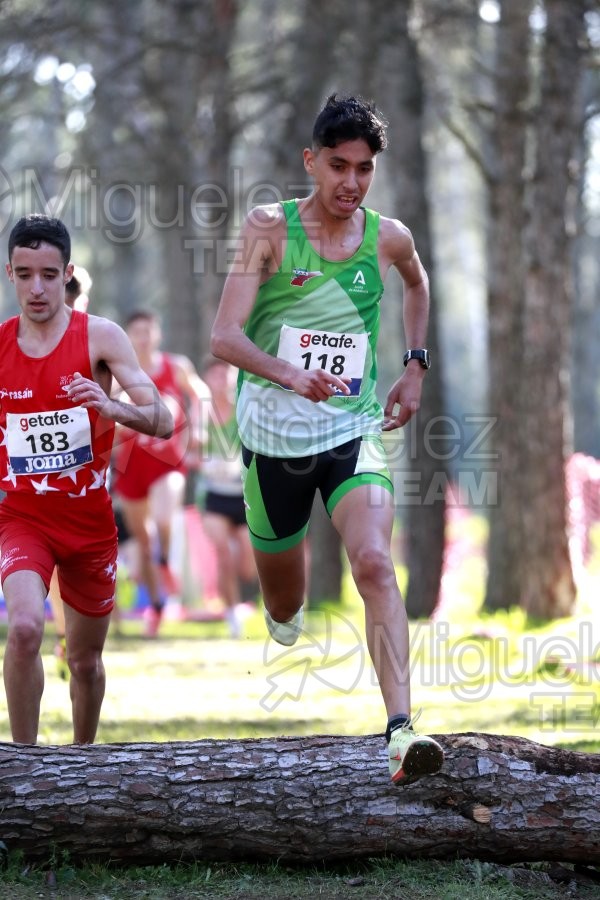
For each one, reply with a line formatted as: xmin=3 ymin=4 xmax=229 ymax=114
xmin=5 ymin=406 xmax=93 ymax=475
xmin=276 ymin=324 xmax=368 ymax=396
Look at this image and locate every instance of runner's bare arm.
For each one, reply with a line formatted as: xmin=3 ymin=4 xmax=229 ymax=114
xmin=66 ymin=317 xmax=174 ymax=437
xmin=211 ymin=206 xmax=350 ymax=402
xmin=379 ymin=218 xmax=430 ymax=431
xmin=173 ymin=354 xmax=212 ymax=448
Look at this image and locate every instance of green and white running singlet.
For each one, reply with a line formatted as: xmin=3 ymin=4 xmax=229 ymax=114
xmin=237 ymin=199 xmax=385 ymax=458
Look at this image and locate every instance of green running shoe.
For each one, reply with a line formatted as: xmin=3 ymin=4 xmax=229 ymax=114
xmin=388 ymin=714 xmax=444 ymax=786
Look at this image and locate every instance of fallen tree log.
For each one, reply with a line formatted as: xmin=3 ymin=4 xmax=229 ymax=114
xmin=0 ymin=732 xmax=599 ymax=867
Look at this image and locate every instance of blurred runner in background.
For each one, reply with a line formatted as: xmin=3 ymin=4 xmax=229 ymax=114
xmin=198 ymin=357 xmax=257 ymax=638
xmin=111 ymin=310 xmax=210 ymax=637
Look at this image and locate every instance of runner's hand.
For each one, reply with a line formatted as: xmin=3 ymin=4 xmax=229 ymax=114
xmin=383 ymin=372 xmax=423 ymax=430
xmin=65 ymin=371 xmax=110 ymax=413
xmin=287 ymin=368 xmax=351 ymax=403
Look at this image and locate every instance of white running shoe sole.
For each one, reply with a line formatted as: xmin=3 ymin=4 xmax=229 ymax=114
xmin=264 ymin=606 xmax=304 ymax=646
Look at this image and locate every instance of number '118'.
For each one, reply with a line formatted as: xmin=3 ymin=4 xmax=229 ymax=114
xmin=301 ymin=352 xmax=345 ymax=375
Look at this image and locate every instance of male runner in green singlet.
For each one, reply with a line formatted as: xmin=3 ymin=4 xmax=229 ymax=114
xmin=211 ymin=94 xmax=444 ymax=785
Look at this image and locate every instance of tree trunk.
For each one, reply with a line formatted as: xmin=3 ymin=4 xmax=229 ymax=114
xmin=270 ymin=0 xmax=347 ymax=193
xmin=519 ymin=0 xmax=585 ymax=618
xmin=156 ymin=177 xmax=202 ymax=362
xmin=484 ymin=0 xmax=533 ymax=612
xmin=265 ymin=0 xmax=349 ymax=604
xmin=352 ymin=0 xmax=447 ymax=619
xmin=194 ymin=0 xmax=239 ymax=363
xmin=383 ymin=3 xmax=447 ymax=619
xmin=147 ymin=1 xmax=239 ymax=366
xmin=1 ymin=734 xmax=599 ymax=867
xmin=571 ymin=69 xmax=600 ymax=459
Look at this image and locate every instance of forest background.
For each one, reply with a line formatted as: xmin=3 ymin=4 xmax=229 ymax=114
xmin=0 ymin=0 xmax=598 ymax=622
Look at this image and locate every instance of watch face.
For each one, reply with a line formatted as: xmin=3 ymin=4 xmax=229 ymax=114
xmin=404 ymin=349 xmax=430 ymax=369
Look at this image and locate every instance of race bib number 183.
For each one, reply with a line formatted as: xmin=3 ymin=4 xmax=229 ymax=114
xmin=276 ymin=325 xmax=368 ymax=397
xmin=6 ymin=407 xmax=93 ymax=475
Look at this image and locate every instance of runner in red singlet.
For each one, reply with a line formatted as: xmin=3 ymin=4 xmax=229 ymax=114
xmin=0 ymin=214 xmax=174 ymax=744
xmin=111 ymin=310 xmax=210 ymax=636
xmin=47 ymin=265 xmax=94 ymax=678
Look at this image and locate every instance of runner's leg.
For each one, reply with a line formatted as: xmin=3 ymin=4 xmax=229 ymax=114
xmin=48 ymin=567 xmax=66 ymax=636
xmin=119 ymin=496 xmax=162 ymax=609
xmin=2 ymin=570 xmax=47 ymax=743
xmin=331 ymin=483 xmax=410 ymax=718
xmin=203 ymin=511 xmax=240 ymax=610
xmin=253 ymin=541 xmax=306 ymax=623
xmin=48 ymin=567 xmax=68 ymax=678
xmin=64 ymin=603 xmax=111 ymax=744
xmin=237 ymin=523 xmax=258 ymax=584
xmin=149 ymin=470 xmax=186 ymax=568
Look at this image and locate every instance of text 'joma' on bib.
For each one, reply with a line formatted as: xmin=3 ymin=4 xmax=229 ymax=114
xmin=5 ymin=406 xmax=93 ymax=475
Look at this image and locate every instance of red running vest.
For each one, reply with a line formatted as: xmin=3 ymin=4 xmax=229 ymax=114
xmin=112 ymin=352 xmax=188 ymax=471
xmin=0 ymin=310 xmax=114 ymax=497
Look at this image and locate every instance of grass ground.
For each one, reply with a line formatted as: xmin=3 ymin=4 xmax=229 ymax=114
xmin=4 ymin=856 xmax=600 ymax=899
xmin=1 ymin=516 xmax=600 ymax=897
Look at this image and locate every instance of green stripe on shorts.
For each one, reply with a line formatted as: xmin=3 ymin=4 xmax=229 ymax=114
xmin=325 ymin=472 xmax=394 ymax=517
xmin=248 ymin=523 xmax=309 ymax=553
xmin=242 ymin=453 xmax=277 ymax=540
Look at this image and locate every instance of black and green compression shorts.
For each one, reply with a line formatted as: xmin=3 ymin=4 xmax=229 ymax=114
xmin=241 ymin=435 xmax=393 ymax=553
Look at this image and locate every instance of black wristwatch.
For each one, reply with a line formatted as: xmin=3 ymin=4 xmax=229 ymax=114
xmin=403 ymin=349 xmax=431 ymax=370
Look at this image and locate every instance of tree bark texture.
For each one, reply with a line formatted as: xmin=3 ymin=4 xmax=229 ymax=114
xmin=519 ymin=0 xmax=585 ymax=618
xmin=484 ymin=0 xmax=533 ymax=612
xmin=266 ymin=0 xmax=349 ymax=605
xmin=1 ymin=733 xmax=599 ymax=867
xmin=363 ymin=0 xmax=447 ymax=619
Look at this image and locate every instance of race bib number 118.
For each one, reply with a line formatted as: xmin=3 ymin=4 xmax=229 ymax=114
xmin=276 ymin=325 xmax=368 ymax=397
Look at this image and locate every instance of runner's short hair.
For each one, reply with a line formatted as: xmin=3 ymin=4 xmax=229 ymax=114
xmin=8 ymin=214 xmax=71 ymax=267
xmin=312 ymin=94 xmax=388 ymax=154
